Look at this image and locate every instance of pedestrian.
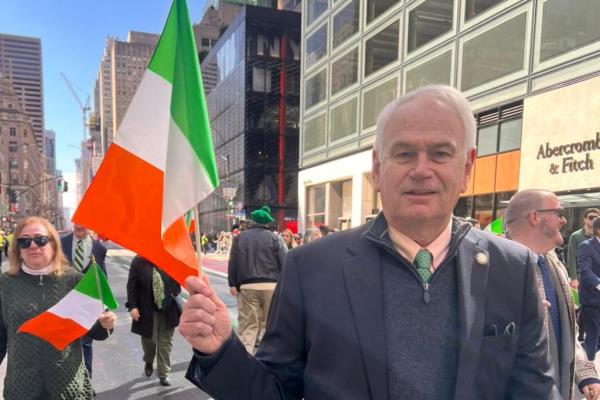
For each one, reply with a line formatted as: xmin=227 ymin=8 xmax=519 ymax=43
xmin=293 ymin=233 xmax=302 ymax=246
xmin=302 ymin=227 xmax=321 ymax=244
xmin=280 ymin=229 xmax=296 ymax=250
xmin=505 ymin=189 xmax=600 ymax=400
xmin=227 ymin=205 xmax=287 ymax=353
xmin=578 ymin=217 xmax=600 ymax=361
xmin=0 ymin=231 xmax=4 ymax=265
xmin=179 ymin=85 xmax=556 ymax=398
xmin=318 ymin=224 xmax=332 ymax=237
xmin=126 ymin=256 xmax=181 ymax=386
xmin=60 ymin=224 xmax=108 ymax=381
xmin=4 ymin=231 xmax=11 ymax=257
xmin=0 ymin=216 xmax=116 ymax=399
xmin=568 ymin=208 xmax=599 ymax=289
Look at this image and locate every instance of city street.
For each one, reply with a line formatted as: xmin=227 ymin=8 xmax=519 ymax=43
xmin=0 ymin=250 xmax=235 ymax=399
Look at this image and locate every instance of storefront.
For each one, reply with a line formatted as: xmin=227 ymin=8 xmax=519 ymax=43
xmin=519 ymin=75 xmax=600 ymax=234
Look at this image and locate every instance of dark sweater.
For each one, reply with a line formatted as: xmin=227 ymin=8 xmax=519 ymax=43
xmin=383 ymin=251 xmax=459 ymax=399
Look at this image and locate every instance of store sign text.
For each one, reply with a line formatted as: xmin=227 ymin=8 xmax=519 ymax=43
xmin=536 ymin=132 xmax=600 ymax=175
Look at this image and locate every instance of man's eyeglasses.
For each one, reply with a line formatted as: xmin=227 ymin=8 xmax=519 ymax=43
xmin=587 ymin=215 xmax=599 ymax=221
xmin=535 ymin=208 xmax=565 ymax=218
xmin=16 ymin=235 xmax=51 ymax=249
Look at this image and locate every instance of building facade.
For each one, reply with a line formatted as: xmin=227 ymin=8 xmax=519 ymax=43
xmin=298 ymin=0 xmax=600 ymax=234
xmin=0 ymin=74 xmax=45 ymax=230
xmin=95 ymin=32 xmax=159 ymax=155
xmin=198 ymin=5 xmax=301 ymax=233
xmin=0 ymin=33 xmax=45 ymax=152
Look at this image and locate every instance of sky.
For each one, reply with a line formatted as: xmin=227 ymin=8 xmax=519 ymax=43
xmin=0 ymin=0 xmax=207 ymax=177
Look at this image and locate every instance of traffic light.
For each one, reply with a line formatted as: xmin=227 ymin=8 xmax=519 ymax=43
xmin=9 ymin=189 xmax=17 ymax=203
xmin=63 ymin=181 xmax=68 ymax=192
xmin=56 ymin=179 xmax=62 ymax=192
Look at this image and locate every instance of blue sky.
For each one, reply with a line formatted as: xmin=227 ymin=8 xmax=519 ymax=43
xmin=0 ymin=0 xmax=206 ymax=175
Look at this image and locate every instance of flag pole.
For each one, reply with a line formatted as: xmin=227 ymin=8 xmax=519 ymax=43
xmin=193 ymin=206 xmax=202 ymax=276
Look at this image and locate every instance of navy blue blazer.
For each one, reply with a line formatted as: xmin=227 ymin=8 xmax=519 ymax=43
xmin=187 ymin=217 xmax=555 ymax=400
xmin=578 ymin=237 xmax=600 ymax=306
xmin=60 ymin=233 xmax=107 ymax=277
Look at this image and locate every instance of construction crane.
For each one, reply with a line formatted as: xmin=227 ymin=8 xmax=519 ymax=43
xmin=60 ymin=72 xmax=91 ymax=141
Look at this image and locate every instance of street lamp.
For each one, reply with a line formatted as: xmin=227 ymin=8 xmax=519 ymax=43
xmin=218 ymin=154 xmax=239 ymax=230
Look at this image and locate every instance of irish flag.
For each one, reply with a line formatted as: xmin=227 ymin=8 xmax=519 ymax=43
xmin=18 ymin=263 xmax=118 ymax=350
xmin=73 ymin=0 xmax=218 ymax=284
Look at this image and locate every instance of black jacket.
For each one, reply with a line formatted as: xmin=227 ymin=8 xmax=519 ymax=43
xmin=187 ymin=215 xmax=555 ymax=399
xmin=228 ymin=224 xmax=288 ymax=290
xmin=125 ymin=256 xmax=181 ymax=338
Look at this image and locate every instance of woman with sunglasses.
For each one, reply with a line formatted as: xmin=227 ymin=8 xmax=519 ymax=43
xmin=0 ymin=216 xmax=116 ymax=399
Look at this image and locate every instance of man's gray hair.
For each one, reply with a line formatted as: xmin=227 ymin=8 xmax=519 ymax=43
xmin=374 ymin=84 xmax=476 ymax=161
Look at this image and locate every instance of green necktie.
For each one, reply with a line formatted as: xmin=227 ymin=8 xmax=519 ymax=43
xmin=152 ymin=267 xmax=165 ymax=309
xmin=414 ymin=249 xmax=432 ymax=283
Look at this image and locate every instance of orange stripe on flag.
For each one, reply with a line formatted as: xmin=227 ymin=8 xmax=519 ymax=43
xmin=19 ymin=312 xmax=88 ymax=350
xmin=72 ymin=144 xmax=197 ymax=285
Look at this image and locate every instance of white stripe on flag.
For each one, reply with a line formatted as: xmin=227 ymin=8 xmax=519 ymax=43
xmin=51 ymin=290 xmax=104 ymax=329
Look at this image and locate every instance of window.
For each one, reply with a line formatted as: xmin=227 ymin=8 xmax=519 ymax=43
xmin=306 ymin=184 xmax=326 ymax=227
xmin=252 ymin=67 xmax=272 ymax=92
xmin=407 ymin=0 xmax=454 ymax=53
xmin=23 ymin=129 xmax=27 ymax=137
xmin=306 ymin=24 xmax=328 ymax=69
xmin=307 ymin=0 xmax=328 ymax=26
xmin=330 ymin=179 xmax=353 ymax=229
xmin=330 ymin=97 xmax=357 ymax=142
xmin=366 ymin=0 xmax=400 ymax=24
xmin=365 ymin=21 xmax=400 ymax=77
xmin=464 ymin=0 xmax=504 ymax=21
xmin=305 ymin=69 xmax=327 ymax=110
xmin=476 ymin=125 xmax=497 ymax=156
xmin=201 ymin=38 xmax=210 ymax=46
xmin=9 ymin=127 xmax=16 ymax=136
xmin=9 ymin=141 xmax=17 ymax=152
xmin=540 ymin=0 xmax=600 ymax=61
xmin=475 ymin=102 xmax=523 ymax=156
xmin=461 ymin=13 xmax=527 ymax=91
xmin=405 ymin=50 xmax=451 ymax=93
xmin=498 ymin=118 xmax=522 ymax=152
xmin=304 ymin=113 xmax=327 ymax=152
xmin=331 ymin=48 xmax=358 ymax=95
xmin=362 ymin=77 xmax=397 ymax=130
xmin=332 ymin=0 xmax=359 ymax=49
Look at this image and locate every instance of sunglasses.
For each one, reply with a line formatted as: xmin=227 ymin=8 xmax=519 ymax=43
xmin=587 ymin=215 xmax=599 ymax=221
xmin=17 ymin=235 xmax=51 ymax=249
xmin=535 ymin=208 xmax=565 ymax=218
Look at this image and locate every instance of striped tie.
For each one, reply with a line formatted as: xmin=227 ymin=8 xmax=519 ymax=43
xmin=74 ymin=239 xmax=85 ymax=271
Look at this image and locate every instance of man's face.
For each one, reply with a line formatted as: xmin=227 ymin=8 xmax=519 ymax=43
xmin=372 ymin=96 xmax=475 ymax=230
xmin=73 ymin=224 xmax=89 ymax=240
xmin=584 ymin=211 xmax=598 ymax=231
xmin=538 ymin=195 xmax=567 ymax=248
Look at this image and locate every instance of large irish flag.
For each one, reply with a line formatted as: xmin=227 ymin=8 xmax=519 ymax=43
xmin=73 ymin=0 xmax=218 ymax=284
xmin=19 ymin=263 xmax=118 ymax=350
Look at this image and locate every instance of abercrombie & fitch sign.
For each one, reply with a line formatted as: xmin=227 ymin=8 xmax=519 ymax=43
xmin=519 ymin=75 xmax=600 ymax=192
xmin=536 ymin=132 xmax=600 ymax=175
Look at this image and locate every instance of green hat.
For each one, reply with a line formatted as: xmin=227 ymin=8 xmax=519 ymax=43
xmin=251 ymin=205 xmax=274 ymax=224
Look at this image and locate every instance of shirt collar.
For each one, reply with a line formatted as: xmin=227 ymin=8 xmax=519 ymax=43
xmin=387 ymin=218 xmax=453 ymax=270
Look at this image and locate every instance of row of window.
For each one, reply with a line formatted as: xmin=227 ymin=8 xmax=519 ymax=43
xmin=304 ymin=0 xmax=600 ymax=89
xmin=0 ymin=127 xmax=19 ymax=136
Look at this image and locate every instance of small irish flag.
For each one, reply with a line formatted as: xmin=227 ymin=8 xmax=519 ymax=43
xmin=18 ymin=263 xmax=118 ymax=350
xmin=72 ymin=0 xmax=219 ymax=284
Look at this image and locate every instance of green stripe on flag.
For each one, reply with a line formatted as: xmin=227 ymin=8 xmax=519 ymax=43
xmin=148 ymin=0 xmax=219 ymax=189
xmin=489 ymin=217 xmax=504 ymax=235
xmin=74 ymin=262 xmax=119 ymax=310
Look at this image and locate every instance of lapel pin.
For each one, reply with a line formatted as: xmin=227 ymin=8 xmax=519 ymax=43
xmin=475 ymin=252 xmax=488 ymax=266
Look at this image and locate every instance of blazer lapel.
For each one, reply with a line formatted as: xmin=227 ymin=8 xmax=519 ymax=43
xmin=342 ymin=247 xmax=387 ymax=400
xmin=454 ymin=232 xmax=489 ymax=399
